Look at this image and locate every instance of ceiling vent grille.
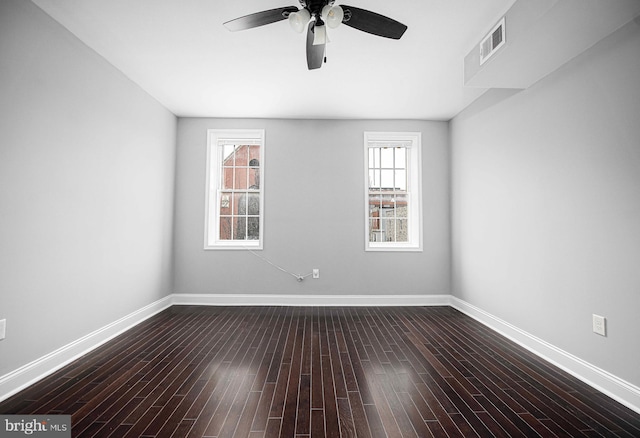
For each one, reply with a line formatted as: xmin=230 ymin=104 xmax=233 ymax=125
xmin=480 ymin=17 xmax=505 ymax=65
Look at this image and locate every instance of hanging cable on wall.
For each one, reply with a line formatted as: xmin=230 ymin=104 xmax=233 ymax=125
xmin=244 ymin=248 xmax=313 ymax=282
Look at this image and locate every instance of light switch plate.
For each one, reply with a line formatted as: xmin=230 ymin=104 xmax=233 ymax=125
xmin=0 ymin=319 xmax=6 ymax=340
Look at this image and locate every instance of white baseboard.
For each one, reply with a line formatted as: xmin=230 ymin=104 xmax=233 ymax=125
xmin=0 ymin=295 xmax=173 ymax=403
xmin=0 ymin=293 xmax=446 ymax=403
xmin=171 ymin=293 xmax=451 ymax=307
xmin=2 ymin=293 xmax=638 ymax=416
xmin=450 ymin=296 xmax=640 ymax=415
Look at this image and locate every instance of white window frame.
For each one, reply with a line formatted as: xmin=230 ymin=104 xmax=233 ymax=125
xmin=205 ymin=129 xmax=265 ymax=250
xmin=364 ymin=131 xmax=423 ymax=252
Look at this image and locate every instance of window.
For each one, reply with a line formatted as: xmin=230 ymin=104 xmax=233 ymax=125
xmin=205 ymin=129 xmax=264 ymax=249
xmin=364 ymin=132 xmax=422 ymax=251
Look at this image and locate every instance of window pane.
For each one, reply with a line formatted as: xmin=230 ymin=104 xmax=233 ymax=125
xmin=247 ymin=192 xmax=260 ymax=215
xmin=369 ymin=194 xmax=382 ymax=211
xmin=234 ymin=145 xmax=248 ymax=166
xmin=388 ymin=202 xmax=399 ymax=220
xmin=221 ymin=166 xmax=234 ymax=190
xmin=219 ymin=192 xmax=232 ymax=214
xmin=219 ymin=216 xmax=232 ymax=240
xmin=395 ymin=147 xmax=406 ymax=169
xmin=395 ymin=169 xmax=407 ymax=190
xmin=382 ymin=214 xmax=395 ymax=242
xmin=380 ymin=147 xmax=394 ymax=168
xmin=223 ymin=145 xmax=236 ymax=163
xmin=381 ymin=169 xmax=394 ymax=189
xmin=369 ymin=210 xmax=380 ymax=227
xmin=249 ymin=146 xmax=260 ymax=164
xmin=234 ymin=167 xmax=247 ymax=190
xmin=235 ymin=216 xmax=246 ymax=240
xmin=396 ymin=219 xmax=408 ymax=242
xmin=384 ymin=193 xmax=397 ymax=209
xmin=371 ymin=148 xmax=380 ymax=168
xmin=369 ymin=218 xmax=382 ymax=242
xmin=247 ymin=217 xmax=259 ymax=240
xmin=234 ymin=193 xmax=247 ymax=215
xmin=369 ymin=169 xmax=380 ymax=189
xmin=395 ymin=194 xmax=408 ymax=217
xmin=248 ymin=167 xmax=260 ymax=189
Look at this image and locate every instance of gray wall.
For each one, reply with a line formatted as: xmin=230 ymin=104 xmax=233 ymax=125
xmin=0 ymin=0 xmax=177 ymax=376
xmin=451 ymin=20 xmax=640 ymax=386
xmin=174 ymin=118 xmax=450 ymax=297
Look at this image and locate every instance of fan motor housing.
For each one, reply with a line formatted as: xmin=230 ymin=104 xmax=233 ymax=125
xmin=305 ymin=0 xmax=331 ymax=15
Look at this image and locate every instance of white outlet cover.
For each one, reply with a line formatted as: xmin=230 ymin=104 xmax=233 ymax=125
xmin=0 ymin=319 xmax=6 ymax=340
xmin=592 ymin=314 xmax=606 ymax=337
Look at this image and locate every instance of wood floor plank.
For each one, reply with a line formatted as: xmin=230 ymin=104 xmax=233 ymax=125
xmin=204 ymin=372 xmax=254 ymax=438
xmin=336 ymin=397 xmax=356 ymax=438
xmin=249 ymin=382 xmax=275 ymax=433
xmin=280 ymin=312 xmax=304 ymax=438
xmin=310 ymin=408 xmax=325 ymax=437
xmin=310 ymin=309 xmax=324 ymax=411
xmin=1 ymin=306 xmax=639 ymax=437
xmin=295 ymin=374 xmax=311 ymax=435
xmin=346 ymin=391 xmax=371 ymax=438
xmin=360 ymin=361 xmax=404 ymax=437
xmin=320 ymin=332 xmax=340 ymax=438
xmin=228 ymin=391 xmax=261 ymax=438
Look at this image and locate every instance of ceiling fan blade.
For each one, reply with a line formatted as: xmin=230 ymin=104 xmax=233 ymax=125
xmin=306 ymin=22 xmax=325 ymax=70
xmin=224 ymin=6 xmax=299 ymax=32
xmin=340 ymin=5 xmax=407 ymax=39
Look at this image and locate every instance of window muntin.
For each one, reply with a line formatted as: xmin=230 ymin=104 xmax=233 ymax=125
xmin=205 ymin=130 xmax=264 ymax=249
xmin=365 ymin=132 xmax=422 ymax=251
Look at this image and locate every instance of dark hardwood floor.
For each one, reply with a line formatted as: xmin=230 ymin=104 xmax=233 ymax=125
xmin=1 ymin=306 xmax=639 ymax=437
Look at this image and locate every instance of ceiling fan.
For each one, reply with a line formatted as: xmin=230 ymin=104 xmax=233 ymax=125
xmin=223 ymin=0 xmax=407 ymax=70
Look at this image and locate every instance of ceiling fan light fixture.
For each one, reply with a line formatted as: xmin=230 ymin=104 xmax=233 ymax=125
xmin=312 ymin=21 xmax=328 ymax=45
xmin=321 ymin=5 xmax=344 ymax=29
xmin=224 ymin=4 xmax=407 ymax=70
xmin=288 ymin=9 xmax=311 ymax=33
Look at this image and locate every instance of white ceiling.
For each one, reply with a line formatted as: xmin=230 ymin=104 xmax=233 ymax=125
xmin=31 ymin=0 xmax=515 ymax=120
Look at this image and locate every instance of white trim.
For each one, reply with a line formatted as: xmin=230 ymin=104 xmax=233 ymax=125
xmin=204 ymin=129 xmax=265 ymax=250
xmin=171 ymin=293 xmax=451 ymax=307
xmin=364 ymin=131 xmax=423 ymax=252
xmin=0 ymin=293 xmax=445 ymax=402
xmin=0 ymin=296 xmax=173 ymax=403
xmin=450 ymin=296 xmax=640 ymax=415
xmin=2 ymin=293 xmax=638 ymax=416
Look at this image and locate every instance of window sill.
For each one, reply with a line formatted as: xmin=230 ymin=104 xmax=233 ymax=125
xmin=365 ymin=244 xmax=423 ymax=252
xmin=204 ymin=241 xmax=263 ymax=251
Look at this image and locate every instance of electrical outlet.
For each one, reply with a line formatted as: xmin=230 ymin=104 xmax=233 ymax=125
xmin=0 ymin=319 xmax=6 ymax=341
xmin=592 ymin=314 xmax=606 ymax=337
xmin=312 ymin=269 xmax=320 ymax=279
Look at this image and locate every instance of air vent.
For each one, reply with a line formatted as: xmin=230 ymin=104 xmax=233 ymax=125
xmin=480 ymin=17 xmax=505 ymax=65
